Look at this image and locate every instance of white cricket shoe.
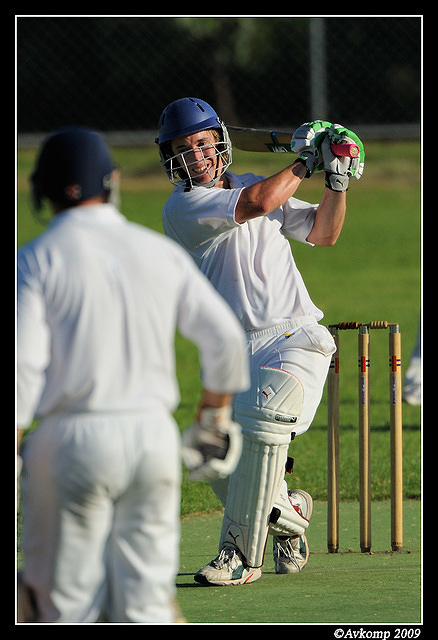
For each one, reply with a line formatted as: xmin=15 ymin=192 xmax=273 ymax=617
xmin=194 ymin=546 xmax=262 ymax=586
xmin=273 ymin=489 xmax=313 ymax=574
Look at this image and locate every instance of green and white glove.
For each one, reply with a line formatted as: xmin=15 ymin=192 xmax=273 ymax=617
xmin=322 ymin=125 xmax=365 ymax=192
xmin=291 ymin=120 xmax=332 ymax=177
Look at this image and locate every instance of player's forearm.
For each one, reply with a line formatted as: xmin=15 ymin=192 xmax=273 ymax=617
xmin=17 ymin=427 xmax=24 ymax=453
xmin=196 ymin=389 xmax=233 ymax=422
xmin=17 ymin=427 xmax=24 ymax=478
xmin=306 ymin=190 xmax=346 ymax=246
xmin=198 ymin=389 xmax=232 ymax=410
xmin=235 ymin=161 xmax=306 ymax=223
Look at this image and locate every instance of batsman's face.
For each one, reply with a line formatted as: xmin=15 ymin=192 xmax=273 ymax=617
xmin=171 ymin=130 xmax=223 ymax=185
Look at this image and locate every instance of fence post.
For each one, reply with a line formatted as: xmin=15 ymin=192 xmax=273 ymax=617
xmin=309 ymin=17 xmax=328 ymax=119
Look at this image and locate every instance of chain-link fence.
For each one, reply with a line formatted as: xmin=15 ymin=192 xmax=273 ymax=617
xmin=17 ymin=16 xmax=421 ymax=145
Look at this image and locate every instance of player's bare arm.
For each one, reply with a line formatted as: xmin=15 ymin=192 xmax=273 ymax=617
xmin=234 ymin=160 xmax=307 ymax=223
xmin=235 ymin=163 xmax=346 ymax=244
xmin=306 ymin=189 xmax=346 ymax=246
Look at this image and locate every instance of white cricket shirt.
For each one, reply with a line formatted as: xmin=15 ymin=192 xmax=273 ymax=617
xmin=17 ymin=204 xmax=249 ymax=427
xmin=162 ymin=171 xmax=324 ymax=332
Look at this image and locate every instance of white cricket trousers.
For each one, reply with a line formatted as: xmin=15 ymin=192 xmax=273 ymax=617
xmin=211 ymin=318 xmax=336 ymax=507
xmin=20 ymin=408 xmax=181 ymax=623
xmin=245 ymin=318 xmax=336 ymax=435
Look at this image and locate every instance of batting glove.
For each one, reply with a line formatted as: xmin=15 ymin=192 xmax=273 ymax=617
xmin=291 ymin=120 xmax=332 ymax=177
xmin=322 ymin=125 xmax=365 ymax=191
xmin=181 ymin=406 xmax=243 ymax=483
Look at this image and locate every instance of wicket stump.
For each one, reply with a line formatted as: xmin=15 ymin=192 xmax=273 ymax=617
xmin=327 ymin=321 xmax=403 ymax=553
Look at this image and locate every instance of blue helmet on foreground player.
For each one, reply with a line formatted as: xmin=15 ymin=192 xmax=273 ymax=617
xmin=31 ymin=127 xmax=118 ymax=214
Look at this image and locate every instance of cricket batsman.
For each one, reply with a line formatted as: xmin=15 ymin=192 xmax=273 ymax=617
xmin=156 ymin=97 xmax=364 ymax=585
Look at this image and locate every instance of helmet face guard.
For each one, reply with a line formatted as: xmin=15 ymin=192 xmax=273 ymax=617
xmin=162 ymin=131 xmax=232 ymax=189
xmin=156 ymin=98 xmax=232 ymax=188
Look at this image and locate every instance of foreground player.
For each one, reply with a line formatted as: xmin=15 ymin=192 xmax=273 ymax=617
xmin=16 ymin=128 xmax=249 ymax=622
xmin=156 ymin=98 xmax=364 ymax=585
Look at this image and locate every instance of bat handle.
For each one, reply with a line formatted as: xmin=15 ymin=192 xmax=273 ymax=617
xmin=330 ymin=143 xmax=360 ymax=158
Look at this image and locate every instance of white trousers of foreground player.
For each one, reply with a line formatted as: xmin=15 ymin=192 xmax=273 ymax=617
xmin=20 ymin=408 xmax=180 ymax=623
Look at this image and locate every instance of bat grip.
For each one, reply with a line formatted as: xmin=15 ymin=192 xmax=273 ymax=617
xmin=330 ymin=143 xmax=360 ymax=158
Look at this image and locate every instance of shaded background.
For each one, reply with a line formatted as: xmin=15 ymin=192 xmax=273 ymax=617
xmin=17 ymin=16 xmax=421 ymax=145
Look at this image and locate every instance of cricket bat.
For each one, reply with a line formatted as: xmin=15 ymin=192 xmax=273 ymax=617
xmin=227 ymin=126 xmax=360 ymax=158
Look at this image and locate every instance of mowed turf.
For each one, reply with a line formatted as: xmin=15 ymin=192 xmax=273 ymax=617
xmin=17 ymin=140 xmax=422 ymax=626
xmin=176 ymin=501 xmax=421 ymax=624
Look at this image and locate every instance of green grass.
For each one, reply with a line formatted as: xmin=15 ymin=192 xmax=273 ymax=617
xmin=16 ymin=140 xmax=422 ymax=625
xmin=177 ymin=501 xmax=421 ymax=624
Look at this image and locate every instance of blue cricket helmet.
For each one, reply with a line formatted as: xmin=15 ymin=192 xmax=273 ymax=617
xmin=156 ymin=97 xmax=222 ymax=145
xmin=31 ymin=127 xmax=116 ymax=210
xmin=156 ymin=98 xmax=232 ymax=187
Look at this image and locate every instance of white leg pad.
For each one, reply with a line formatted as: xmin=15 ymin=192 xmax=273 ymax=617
xmin=234 ymin=366 xmax=304 ymax=437
xmin=219 ymin=367 xmax=304 ymax=567
xmin=219 ymin=433 xmax=289 ymax=567
xmin=269 ymin=480 xmax=310 ymax=537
